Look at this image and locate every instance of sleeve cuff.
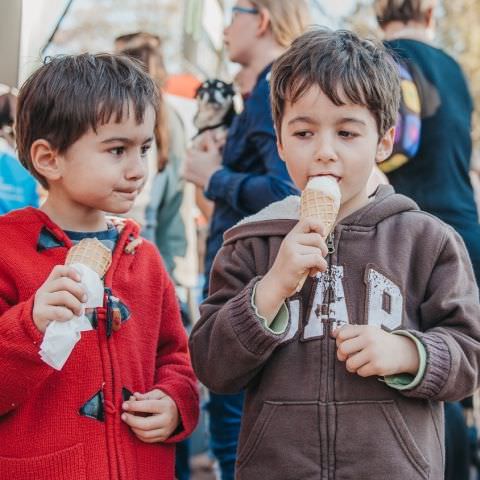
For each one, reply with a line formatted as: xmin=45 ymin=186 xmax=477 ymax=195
xmin=383 ymin=330 xmax=427 ymax=391
xmin=251 ymin=282 xmax=289 ymax=335
xmin=204 ymin=168 xmax=228 ymax=201
xmin=228 ymin=277 xmax=288 ymax=356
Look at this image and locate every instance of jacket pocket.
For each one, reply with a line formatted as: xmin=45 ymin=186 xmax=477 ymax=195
xmin=236 ymin=401 xmax=321 ymax=479
xmin=0 ymin=443 xmax=86 ymax=480
xmin=335 ymin=401 xmax=430 ymax=480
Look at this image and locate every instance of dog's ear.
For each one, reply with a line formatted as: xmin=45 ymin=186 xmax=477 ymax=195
xmin=223 ymin=82 xmax=235 ymax=98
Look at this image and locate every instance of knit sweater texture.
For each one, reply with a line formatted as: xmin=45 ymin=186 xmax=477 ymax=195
xmin=0 ymin=207 xmax=199 ymax=480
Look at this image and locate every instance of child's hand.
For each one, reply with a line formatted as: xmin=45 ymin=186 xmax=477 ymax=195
xmin=255 ymin=218 xmax=328 ymax=323
xmin=33 ymin=265 xmax=87 ymax=333
xmin=121 ymin=389 xmax=180 ymax=443
xmin=332 ymin=325 xmax=420 ymax=378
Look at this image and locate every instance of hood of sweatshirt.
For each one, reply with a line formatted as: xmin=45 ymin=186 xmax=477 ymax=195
xmin=224 ymin=185 xmax=418 ymax=245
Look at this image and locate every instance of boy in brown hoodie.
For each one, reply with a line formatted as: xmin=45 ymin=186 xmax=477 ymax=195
xmin=189 ymin=27 xmax=480 ymax=479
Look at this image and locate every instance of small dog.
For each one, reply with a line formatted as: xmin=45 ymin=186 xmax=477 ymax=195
xmin=192 ymin=79 xmax=236 ymax=148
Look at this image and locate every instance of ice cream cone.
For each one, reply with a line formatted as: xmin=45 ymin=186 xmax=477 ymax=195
xmin=65 ymin=238 xmax=112 ymax=279
xmin=296 ymin=176 xmax=341 ymax=292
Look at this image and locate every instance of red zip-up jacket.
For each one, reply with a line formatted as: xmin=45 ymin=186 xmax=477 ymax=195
xmin=0 ymin=207 xmax=199 ymax=480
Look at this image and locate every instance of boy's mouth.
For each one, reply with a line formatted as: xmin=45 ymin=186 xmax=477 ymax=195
xmin=309 ymin=174 xmax=341 ymax=183
xmin=115 ymin=189 xmax=137 ymax=200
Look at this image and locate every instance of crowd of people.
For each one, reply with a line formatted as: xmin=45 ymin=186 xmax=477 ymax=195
xmin=1 ymin=0 xmax=480 ymax=479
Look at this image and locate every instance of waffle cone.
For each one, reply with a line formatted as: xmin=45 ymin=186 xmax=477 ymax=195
xmin=296 ymin=181 xmax=340 ymax=293
xmin=300 ymin=189 xmax=339 ymax=236
xmin=65 ymin=238 xmax=112 ymax=278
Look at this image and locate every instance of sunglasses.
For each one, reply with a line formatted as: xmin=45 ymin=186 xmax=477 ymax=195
xmin=231 ymin=5 xmax=259 ymax=21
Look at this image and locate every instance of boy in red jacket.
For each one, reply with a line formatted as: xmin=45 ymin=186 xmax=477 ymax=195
xmin=0 ymin=53 xmax=199 ymax=480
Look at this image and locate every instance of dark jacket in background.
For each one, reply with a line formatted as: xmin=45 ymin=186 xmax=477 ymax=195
xmin=384 ymin=39 xmax=480 ymax=284
xmin=203 ymin=64 xmax=298 ymax=295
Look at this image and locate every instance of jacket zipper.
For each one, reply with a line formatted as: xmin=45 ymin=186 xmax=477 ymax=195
xmin=326 ymin=232 xmax=335 ymax=255
xmin=326 ymin=230 xmax=337 ymax=480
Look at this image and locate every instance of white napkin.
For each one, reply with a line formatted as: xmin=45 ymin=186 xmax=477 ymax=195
xmin=39 ymin=263 xmax=104 ymax=370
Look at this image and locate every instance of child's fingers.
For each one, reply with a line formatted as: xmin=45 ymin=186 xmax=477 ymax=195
xmin=131 ymin=426 xmax=168 ymax=443
xmin=121 ymin=412 xmax=151 ymax=430
xmin=337 ymin=349 xmax=348 ymax=362
xmin=47 ymin=265 xmax=82 ymax=283
xmin=122 ymin=411 xmax=166 ymax=430
xmin=299 ymin=253 xmax=328 ymax=274
xmin=46 ymin=277 xmax=87 ymax=303
xmin=293 ymin=218 xmax=326 ymax=237
xmin=345 ymin=350 xmax=370 ymax=374
xmin=47 ymin=291 xmax=84 ymax=317
xmin=356 ymin=362 xmax=379 ymax=378
xmin=336 ymin=336 xmax=367 ymax=362
xmin=298 ymin=245 xmax=326 ymax=257
xmin=296 ymin=233 xmax=328 ymax=257
xmin=45 ymin=305 xmax=78 ymax=322
xmin=123 ymin=399 xmax=164 ymax=415
xmin=134 ymin=389 xmax=167 ymax=401
xmin=331 ymin=324 xmax=365 ymax=340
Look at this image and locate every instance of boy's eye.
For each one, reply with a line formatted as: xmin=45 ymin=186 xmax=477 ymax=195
xmin=338 ymin=130 xmax=358 ymax=138
xmin=294 ymin=131 xmax=313 ymax=138
xmin=110 ymin=146 xmax=125 ymax=156
xmin=141 ymin=144 xmax=152 ymax=156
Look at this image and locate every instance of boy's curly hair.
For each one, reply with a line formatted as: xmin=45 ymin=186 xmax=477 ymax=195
xmin=270 ymin=27 xmax=401 ymax=140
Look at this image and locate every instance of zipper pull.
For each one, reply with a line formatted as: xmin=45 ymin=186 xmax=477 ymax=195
xmin=326 ymin=232 xmax=335 ymax=254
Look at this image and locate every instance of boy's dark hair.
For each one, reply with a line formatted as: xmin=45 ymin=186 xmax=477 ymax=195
xmin=16 ymin=53 xmax=159 ymax=188
xmin=270 ymin=27 xmax=400 ymax=140
xmin=374 ymin=0 xmax=434 ymax=28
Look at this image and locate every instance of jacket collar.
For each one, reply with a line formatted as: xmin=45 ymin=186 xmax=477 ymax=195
xmin=25 ymin=207 xmax=143 ymax=265
xmin=224 ymin=185 xmax=419 ymax=245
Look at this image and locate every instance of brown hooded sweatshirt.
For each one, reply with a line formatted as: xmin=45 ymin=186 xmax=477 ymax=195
xmin=190 ymin=185 xmax=480 ymax=480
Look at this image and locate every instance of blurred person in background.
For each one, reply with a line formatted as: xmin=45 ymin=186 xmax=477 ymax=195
xmin=184 ymin=1 xmax=310 ymax=479
xmin=375 ymin=1 xmax=480 ymax=479
xmin=114 ymin=33 xmax=195 ymax=283
xmin=115 ymin=32 xmax=198 ymax=480
xmin=0 ymin=84 xmax=38 ymax=213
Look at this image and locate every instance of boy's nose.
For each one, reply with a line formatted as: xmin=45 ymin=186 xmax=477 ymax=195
xmin=315 ymin=141 xmax=338 ymax=163
xmin=125 ymin=154 xmax=147 ymax=181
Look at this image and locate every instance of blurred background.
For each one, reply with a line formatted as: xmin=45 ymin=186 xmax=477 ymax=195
xmin=1 ymin=0 xmax=479 ymax=147
xmin=1 ymin=2 xmax=480 ymax=478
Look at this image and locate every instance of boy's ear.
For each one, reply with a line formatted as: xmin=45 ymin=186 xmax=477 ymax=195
xmin=275 ymin=128 xmax=285 ymax=162
xmin=30 ymin=139 xmax=62 ymax=182
xmin=375 ymin=127 xmax=395 ymax=164
xmin=256 ymin=7 xmax=271 ymax=37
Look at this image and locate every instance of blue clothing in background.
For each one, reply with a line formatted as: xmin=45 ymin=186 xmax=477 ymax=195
xmin=0 ymin=140 xmax=38 ymax=214
xmin=383 ymin=39 xmax=480 ymax=284
xmin=203 ymin=64 xmax=298 ymax=296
